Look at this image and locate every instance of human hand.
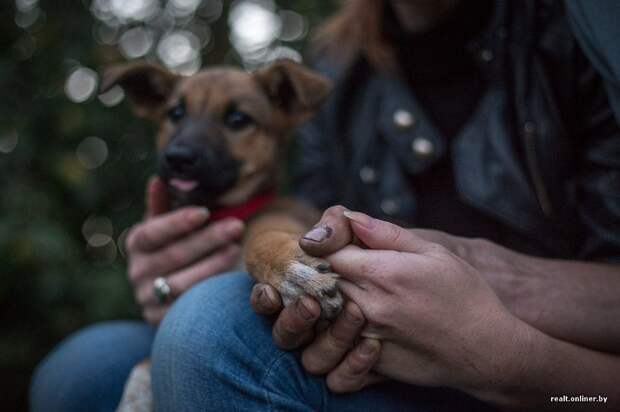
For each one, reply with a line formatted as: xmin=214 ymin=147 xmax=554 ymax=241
xmin=126 ymin=176 xmax=244 ymax=324
xmin=250 ymin=284 xmax=383 ymax=392
xmin=249 ymin=205 xmax=383 ymax=392
xmin=327 ymin=211 xmax=528 ymax=394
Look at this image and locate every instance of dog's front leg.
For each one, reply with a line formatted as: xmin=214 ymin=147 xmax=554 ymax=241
xmin=244 ymin=207 xmax=344 ymax=320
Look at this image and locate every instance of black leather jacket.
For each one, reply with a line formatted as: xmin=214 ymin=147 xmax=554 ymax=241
xmin=293 ymin=0 xmax=620 ymax=262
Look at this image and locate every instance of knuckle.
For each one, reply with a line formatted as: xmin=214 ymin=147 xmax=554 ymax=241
xmin=278 ymin=315 xmax=302 ymax=336
xmin=134 ymin=228 xmax=156 ymax=251
xmin=426 ymin=242 xmax=448 ymax=256
xmin=272 ymin=326 xmax=294 ymax=349
xmin=364 ymin=302 xmax=387 ymax=325
xmin=388 ymin=225 xmax=403 ymax=246
xmin=327 ymin=325 xmax=355 ymax=350
xmin=346 ymin=351 xmax=371 ymax=375
xmin=163 ymin=247 xmax=186 ymax=267
xmin=324 ymin=205 xmax=347 ymax=219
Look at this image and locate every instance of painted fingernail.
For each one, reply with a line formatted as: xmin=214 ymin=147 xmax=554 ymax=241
xmin=359 ymin=339 xmax=380 ymax=356
xmin=297 ymin=298 xmax=317 ymax=321
xmin=303 ymin=226 xmax=332 ymax=243
xmin=188 ymin=208 xmax=210 ymax=224
xmin=343 ymin=211 xmax=374 ymax=229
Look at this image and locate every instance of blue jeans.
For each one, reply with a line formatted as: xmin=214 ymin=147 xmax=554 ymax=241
xmin=31 ymin=272 xmax=495 ymax=411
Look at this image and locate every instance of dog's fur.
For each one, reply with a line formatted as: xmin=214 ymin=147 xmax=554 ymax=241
xmin=101 ymin=59 xmax=343 ymax=411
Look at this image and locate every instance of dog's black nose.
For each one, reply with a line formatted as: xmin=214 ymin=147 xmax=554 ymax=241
xmin=165 ymin=145 xmax=199 ymax=173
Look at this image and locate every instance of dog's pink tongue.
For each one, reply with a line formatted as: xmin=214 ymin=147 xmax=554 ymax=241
xmin=169 ymin=178 xmax=199 ymax=192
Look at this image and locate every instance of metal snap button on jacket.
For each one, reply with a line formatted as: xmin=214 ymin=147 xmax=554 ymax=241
xmin=479 ymin=48 xmax=494 ymax=62
xmin=359 ymin=166 xmax=377 ymax=183
xmin=393 ymin=109 xmax=415 ymax=130
xmin=411 ymin=137 xmax=434 ymax=158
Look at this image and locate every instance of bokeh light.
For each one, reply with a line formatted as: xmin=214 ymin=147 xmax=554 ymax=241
xmin=16 ymin=0 xmax=38 ymax=12
xmin=65 ymin=67 xmax=99 ymax=103
xmin=119 ymin=26 xmax=155 ymax=59
xmin=76 ymin=136 xmax=109 ymax=169
xmin=0 ymin=129 xmax=19 ymax=154
xmin=278 ymin=10 xmax=307 ymax=42
xmin=82 ymin=215 xmax=114 ymax=246
xmin=98 ymin=85 xmax=125 ymax=107
xmin=229 ymin=1 xmax=282 ymax=59
xmin=169 ymin=0 xmax=203 ymax=17
xmin=110 ymin=0 xmax=159 ymax=22
xmin=157 ymin=30 xmax=202 ymax=74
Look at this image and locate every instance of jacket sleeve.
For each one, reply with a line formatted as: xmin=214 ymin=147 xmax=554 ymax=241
xmin=565 ymin=0 xmax=620 ymax=125
xmin=575 ymin=67 xmax=620 ymax=263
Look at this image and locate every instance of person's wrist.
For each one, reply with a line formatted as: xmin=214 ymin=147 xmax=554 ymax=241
xmin=462 ymin=312 xmax=543 ymax=409
xmin=461 ymin=238 xmax=542 ymax=321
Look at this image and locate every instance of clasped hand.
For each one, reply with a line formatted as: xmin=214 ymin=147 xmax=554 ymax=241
xmin=251 ymin=206 xmax=525 ymax=395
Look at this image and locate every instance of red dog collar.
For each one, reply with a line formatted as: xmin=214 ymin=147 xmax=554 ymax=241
xmin=209 ymin=189 xmax=276 ymax=222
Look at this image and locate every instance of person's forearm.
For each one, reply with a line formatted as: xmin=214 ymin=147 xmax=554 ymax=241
xmin=470 ymin=318 xmax=620 ymax=411
xmin=464 ymin=238 xmax=620 ymax=352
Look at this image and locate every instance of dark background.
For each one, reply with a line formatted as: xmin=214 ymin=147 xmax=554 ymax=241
xmin=0 ymin=1 xmax=334 ymax=410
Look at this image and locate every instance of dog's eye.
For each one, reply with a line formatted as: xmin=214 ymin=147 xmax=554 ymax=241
xmin=224 ymin=109 xmax=254 ymax=130
xmin=167 ymin=102 xmax=186 ymax=123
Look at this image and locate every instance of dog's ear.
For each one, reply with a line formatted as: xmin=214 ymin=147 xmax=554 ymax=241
xmin=100 ymin=62 xmax=178 ymax=120
xmin=254 ymin=59 xmax=333 ymax=126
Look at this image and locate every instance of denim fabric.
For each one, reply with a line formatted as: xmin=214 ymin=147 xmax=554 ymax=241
xmin=152 ymin=271 xmax=495 ymax=412
xmin=30 ymin=320 xmax=156 ymax=412
xmin=30 ymin=272 xmax=496 ymax=411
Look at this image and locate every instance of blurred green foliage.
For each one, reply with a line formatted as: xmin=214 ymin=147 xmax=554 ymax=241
xmin=0 ymin=0 xmax=334 ymax=409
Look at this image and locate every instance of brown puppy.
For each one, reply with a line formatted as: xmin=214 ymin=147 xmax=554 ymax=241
xmin=101 ymin=60 xmax=342 ymax=411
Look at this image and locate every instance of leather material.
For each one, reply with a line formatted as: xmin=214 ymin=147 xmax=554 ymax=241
xmin=293 ymin=0 xmax=620 ymax=261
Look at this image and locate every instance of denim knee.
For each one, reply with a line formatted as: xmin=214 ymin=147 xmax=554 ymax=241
xmin=149 ymin=272 xmax=495 ymax=412
xmin=30 ymin=320 xmax=155 ymax=412
xmin=152 ymin=271 xmax=324 ymax=411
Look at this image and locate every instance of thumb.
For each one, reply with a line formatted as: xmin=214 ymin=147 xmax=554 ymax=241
xmin=146 ymin=176 xmax=170 ymax=218
xmin=342 ymin=211 xmax=428 ymax=253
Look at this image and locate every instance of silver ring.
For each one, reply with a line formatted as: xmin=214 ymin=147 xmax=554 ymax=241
xmin=153 ymin=277 xmax=171 ymax=304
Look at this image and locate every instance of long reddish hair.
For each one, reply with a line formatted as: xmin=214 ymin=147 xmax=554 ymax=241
xmin=312 ymin=0 xmax=396 ymax=70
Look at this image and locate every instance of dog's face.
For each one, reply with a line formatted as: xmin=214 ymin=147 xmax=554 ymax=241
xmin=100 ymin=60 xmax=332 ymax=208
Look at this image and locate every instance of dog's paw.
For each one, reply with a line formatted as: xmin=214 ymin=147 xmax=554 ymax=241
xmin=278 ymin=252 xmax=344 ymax=320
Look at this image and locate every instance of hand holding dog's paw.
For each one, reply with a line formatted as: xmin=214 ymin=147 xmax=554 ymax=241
xmin=279 ymin=251 xmax=343 ymax=320
xmin=246 ymin=232 xmax=344 ymax=320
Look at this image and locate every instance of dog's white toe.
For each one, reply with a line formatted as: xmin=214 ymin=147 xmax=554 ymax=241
xmin=279 ymin=258 xmax=344 ymax=320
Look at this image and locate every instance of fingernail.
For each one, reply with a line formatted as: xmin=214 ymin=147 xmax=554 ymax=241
xmin=359 ymin=339 xmax=379 ymax=356
xmin=297 ymin=298 xmax=317 ymax=321
xmin=302 ymin=226 xmax=332 ymax=243
xmin=344 ymin=304 xmax=363 ymax=324
xmin=343 ymin=211 xmax=374 ymax=229
xmin=258 ymin=287 xmax=273 ymax=308
xmin=225 ymin=220 xmax=244 ymax=236
xmin=264 ymin=286 xmax=278 ymax=306
xmin=188 ymin=208 xmax=210 ymax=224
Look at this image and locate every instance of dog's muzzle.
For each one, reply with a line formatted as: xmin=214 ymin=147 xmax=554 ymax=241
xmin=158 ymin=141 xmax=240 ymax=206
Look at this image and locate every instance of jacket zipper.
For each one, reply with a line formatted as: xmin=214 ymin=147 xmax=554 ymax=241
xmin=524 ymin=121 xmax=553 ymax=217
